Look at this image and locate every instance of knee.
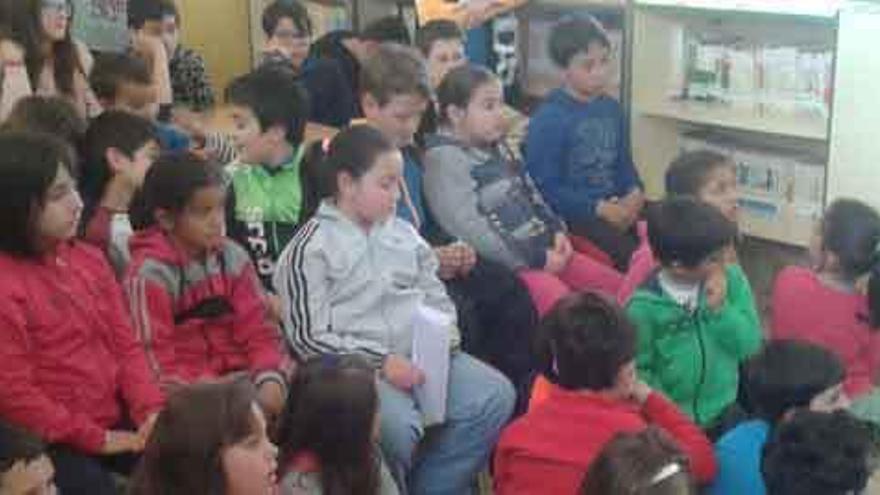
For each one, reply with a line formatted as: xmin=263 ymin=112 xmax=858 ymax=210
xmin=380 ymin=411 xmax=424 ymax=466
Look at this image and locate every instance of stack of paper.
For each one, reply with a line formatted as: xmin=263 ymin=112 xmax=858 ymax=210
xmin=411 ymin=305 xmax=453 ymax=426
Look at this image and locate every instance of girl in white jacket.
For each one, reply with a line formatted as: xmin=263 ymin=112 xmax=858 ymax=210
xmin=274 ymin=125 xmax=514 ymax=495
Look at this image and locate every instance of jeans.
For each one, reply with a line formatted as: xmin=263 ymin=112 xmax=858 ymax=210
xmin=377 ymin=352 xmax=515 ymax=495
xmin=50 ymin=446 xmax=138 ymax=495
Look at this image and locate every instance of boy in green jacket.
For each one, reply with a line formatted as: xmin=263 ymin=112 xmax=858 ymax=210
xmin=626 ymin=197 xmax=762 ymax=431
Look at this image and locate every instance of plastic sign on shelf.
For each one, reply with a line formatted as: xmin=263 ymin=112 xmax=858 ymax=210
xmin=635 ymin=0 xmax=842 ymax=18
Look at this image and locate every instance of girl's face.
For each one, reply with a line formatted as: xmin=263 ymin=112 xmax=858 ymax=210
xmin=222 ymin=404 xmax=279 ymax=495
xmin=36 ymin=165 xmax=82 ymax=250
xmin=339 ymin=150 xmax=403 ymax=228
xmin=427 ymin=39 xmax=466 ymax=89
xmin=453 ymin=79 xmax=507 ymax=146
xmin=39 ymin=0 xmax=70 ymax=42
xmin=697 ymin=164 xmax=739 ymax=223
xmin=163 ymin=185 xmax=226 ymax=255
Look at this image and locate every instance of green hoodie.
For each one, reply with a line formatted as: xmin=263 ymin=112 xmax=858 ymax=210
xmin=626 ymin=264 xmax=763 ymax=426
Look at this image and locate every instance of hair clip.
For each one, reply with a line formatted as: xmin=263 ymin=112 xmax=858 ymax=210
xmin=649 ymin=463 xmax=682 ymax=486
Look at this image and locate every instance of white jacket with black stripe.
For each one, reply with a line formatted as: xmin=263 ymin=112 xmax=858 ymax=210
xmin=274 ymin=200 xmax=460 ymax=366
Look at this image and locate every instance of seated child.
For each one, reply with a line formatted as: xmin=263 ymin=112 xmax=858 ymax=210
xmin=581 ymin=427 xmax=696 ymax=495
xmin=124 ymin=152 xmax=288 ymax=420
xmin=771 ymin=198 xmax=880 ymax=398
xmin=277 ymin=356 xmax=398 ymax=495
xmin=525 ymin=17 xmax=644 ymax=272
xmin=423 ymin=64 xmax=623 ymax=315
xmin=493 ymin=292 xmax=716 ymax=495
xmin=130 ymin=378 xmax=278 ymax=495
xmin=709 ymin=340 xmax=850 ymax=495
xmin=79 ymin=110 xmax=159 ymax=275
xmin=0 ymin=422 xmax=56 ymax=495
xmin=0 ymin=132 xmax=163 ymax=494
xmin=619 ymin=149 xmax=739 ymax=304
xmin=224 ymin=66 xmax=310 ymax=293
xmin=274 ymin=125 xmax=515 ymax=494
xmin=762 ymin=410 xmax=874 ymax=495
xmin=626 ymin=197 xmax=762 ymax=431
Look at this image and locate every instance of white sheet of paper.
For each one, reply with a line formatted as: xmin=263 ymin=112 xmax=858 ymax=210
xmin=411 ymin=305 xmax=452 ymax=426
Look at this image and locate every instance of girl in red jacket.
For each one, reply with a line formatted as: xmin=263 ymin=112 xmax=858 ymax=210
xmin=0 ymin=132 xmax=164 ymax=494
xmin=125 ymin=152 xmax=289 ymax=422
xmin=771 ymin=198 xmax=880 ymax=398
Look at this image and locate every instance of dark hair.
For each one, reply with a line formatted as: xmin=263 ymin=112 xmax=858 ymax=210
xmin=819 ymin=199 xmax=880 ymax=327
xmin=128 ymin=0 xmax=176 ymax=29
xmin=535 ymin=292 xmax=636 ymax=391
xmin=8 ymin=0 xmax=83 ymax=97
xmin=0 ymin=422 xmax=45 ymax=474
xmin=277 ymin=356 xmax=380 ymax=495
xmin=548 ymin=16 xmax=610 ymax=69
xmin=415 ymin=19 xmax=462 ymax=56
xmin=665 ymin=150 xmax=732 ymax=196
xmin=225 ymin=67 xmax=309 ymax=145
xmin=360 ymin=15 xmax=411 ymax=44
xmin=581 ymin=428 xmax=694 ymax=495
xmin=305 ymin=125 xmax=396 ymax=210
xmin=436 ymin=64 xmax=498 ymax=126
xmin=261 ymin=0 xmax=311 ymax=38
xmin=141 ymin=151 xmax=225 ymax=226
xmin=762 ymin=410 xmax=874 ymax=495
xmin=89 ymin=52 xmax=153 ymax=102
xmin=647 ymin=197 xmax=737 ymax=268
xmin=2 ymin=95 xmax=86 ymax=148
xmin=0 ymin=132 xmax=76 ymax=258
xmin=130 ymin=378 xmax=261 ymax=495
xmin=79 ymin=111 xmax=157 ymax=227
xmin=740 ymin=340 xmax=845 ymax=424
xmin=360 ymin=43 xmax=431 ymax=106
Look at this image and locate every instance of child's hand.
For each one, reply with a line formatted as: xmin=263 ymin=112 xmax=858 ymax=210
xmin=102 ymin=430 xmax=145 ymax=455
xmin=435 ymin=245 xmax=465 ymax=280
xmin=620 ymin=189 xmax=645 ymax=223
xmin=705 ymin=267 xmax=728 ymax=311
xmin=137 ymin=412 xmax=159 ymax=446
xmin=256 ymin=380 xmax=286 ymax=424
xmin=457 ymin=243 xmax=477 ymax=276
xmin=597 ymin=199 xmax=632 ymax=231
xmin=0 ymin=40 xmax=24 ymax=63
xmin=382 ymin=355 xmax=425 ymax=391
xmin=544 ymin=233 xmax=572 ymax=274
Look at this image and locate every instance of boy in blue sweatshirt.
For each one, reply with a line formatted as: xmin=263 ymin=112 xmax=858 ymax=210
xmin=525 ymin=17 xmax=643 ymax=271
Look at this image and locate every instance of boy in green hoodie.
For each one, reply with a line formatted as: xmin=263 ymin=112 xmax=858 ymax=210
xmin=626 ymin=197 xmax=762 ymax=431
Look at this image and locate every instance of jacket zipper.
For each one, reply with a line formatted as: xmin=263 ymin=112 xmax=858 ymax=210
xmin=692 ymin=308 xmax=708 ymax=426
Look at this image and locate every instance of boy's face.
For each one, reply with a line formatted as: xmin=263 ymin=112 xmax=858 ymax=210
xmin=268 ymin=17 xmax=310 ymax=70
xmin=340 ymin=149 xmax=403 ymax=227
xmin=112 ymin=81 xmax=160 ymax=121
xmin=809 ymin=383 xmax=850 ymax=413
xmin=1 ymin=454 xmax=56 ymax=495
xmin=698 ymin=163 xmax=739 ymax=223
xmin=457 ymin=79 xmax=507 ymax=146
xmin=667 ymin=247 xmax=726 ymax=285
xmin=228 ymin=105 xmax=277 ymax=164
xmin=427 ymin=38 xmax=466 ymax=89
xmin=161 ymin=185 xmax=226 ymax=254
xmin=362 ymin=93 xmax=429 ymax=149
xmin=36 ymin=165 xmax=82 ymax=248
xmin=564 ymin=41 xmax=611 ymax=99
xmin=110 ymin=140 xmax=160 ymax=189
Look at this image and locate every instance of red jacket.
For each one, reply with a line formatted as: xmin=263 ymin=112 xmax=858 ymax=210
xmin=125 ymin=228 xmax=286 ymax=387
xmin=771 ymin=266 xmax=880 ymax=397
xmin=0 ymin=242 xmax=163 ymax=454
xmin=493 ymin=385 xmax=717 ymax=495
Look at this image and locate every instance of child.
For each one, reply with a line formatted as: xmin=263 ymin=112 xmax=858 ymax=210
xmin=79 ymin=110 xmax=159 ymax=275
xmin=125 ymin=152 xmax=288 ymax=420
xmin=277 ymin=356 xmax=398 ymax=495
xmin=424 ymin=64 xmax=623 ymax=315
xmin=0 ymin=422 xmax=56 ymax=495
xmin=274 ymin=125 xmax=515 ymax=494
xmin=771 ymin=198 xmax=880 ymax=398
xmin=619 ymin=149 xmax=739 ymax=304
xmin=1 ymin=94 xmax=86 ymax=149
xmin=525 ymin=17 xmax=643 ymax=271
xmin=0 ymin=132 xmax=163 ymax=493
xmin=360 ymin=43 xmax=539 ymax=414
xmin=626 ymin=197 xmax=762 ymax=431
xmin=157 ymin=0 xmax=215 ymax=112
xmin=761 ymin=410 xmax=874 ymax=495
xmin=581 ymin=428 xmax=696 ymax=495
xmin=493 ymin=292 xmax=716 ymax=494
xmin=709 ymin=340 xmax=850 ymax=495
xmin=224 ymin=66 xmax=310 ymax=293
xmin=130 ymin=378 xmax=279 ymax=495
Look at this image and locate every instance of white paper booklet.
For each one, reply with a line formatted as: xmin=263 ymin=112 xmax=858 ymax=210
xmin=411 ymin=305 xmax=452 ymax=426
